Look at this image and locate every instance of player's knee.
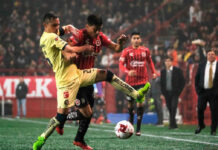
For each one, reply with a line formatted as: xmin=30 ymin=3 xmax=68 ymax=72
xmin=106 ymin=70 xmax=114 ymax=82
xmin=56 ymin=113 xmax=67 ymax=124
xmin=83 ymin=110 xmax=93 ymax=118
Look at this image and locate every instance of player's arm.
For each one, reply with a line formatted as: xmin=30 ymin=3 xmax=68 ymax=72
xmin=103 ymin=34 xmax=128 ymax=52
xmin=52 ymin=34 xmax=94 ymax=53
xmin=64 ymin=44 xmax=94 ymax=53
xmin=119 ymin=50 xmax=129 ymax=73
xmin=58 ymin=25 xmax=79 ymax=36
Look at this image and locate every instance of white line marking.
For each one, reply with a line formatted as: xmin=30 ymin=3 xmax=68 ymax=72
xmin=1 ymin=118 xmax=218 ymax=147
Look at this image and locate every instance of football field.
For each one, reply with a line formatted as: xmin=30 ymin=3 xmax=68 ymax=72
xmin=0 ymin=117 xmax=218 ymax=150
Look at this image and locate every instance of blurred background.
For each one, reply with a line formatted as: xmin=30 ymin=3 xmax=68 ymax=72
xmin=0 ymin=0 xmax=217 ymax=125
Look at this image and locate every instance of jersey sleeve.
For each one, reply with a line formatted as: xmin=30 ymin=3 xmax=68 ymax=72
xmin=100 ymin=32 xmax=114 ymax=47
xmin=145 ymin=48 xmax=156 ymax=74
xmin=50 ymin=33 xmax=67 ymax=50
xmin=119 ymin=49 xmax=129 ymax=73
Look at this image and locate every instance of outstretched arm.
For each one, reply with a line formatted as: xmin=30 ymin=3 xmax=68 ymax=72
xmin=107 ymin=34 xmax=128 ymax=52
xmin=64 ymin=44 xmax=94 ymax=53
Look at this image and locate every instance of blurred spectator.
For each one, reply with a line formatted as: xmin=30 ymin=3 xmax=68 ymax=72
xmin=15 ymin=76 xmax=28 ymax=119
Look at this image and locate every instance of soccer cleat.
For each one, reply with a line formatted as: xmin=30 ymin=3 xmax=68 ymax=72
xmin=136 ymin=82 xmax=151 ymax=103
xmin=33 ymin=136 xmax=45 ymax=150
xmin=135 ymin=131 xmax=141 ymax=136
xmin=73 ymin=141 xmax=93 ymax=150
xmin=56 ymin=126 xmax=64 ymax=135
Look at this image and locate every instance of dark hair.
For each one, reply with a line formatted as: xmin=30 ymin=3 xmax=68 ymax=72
xmin=87 ymin=14 xmax=102 ymax=27
xmin=43 ymin=13 xmax=58 ymax=24
xmin=206 ymin=49 xmax=215 ymax=54
xmin=164 ymin=56 xmax=173 ymax=61
xmin=131 ymin=32 xmax=140 ymax=37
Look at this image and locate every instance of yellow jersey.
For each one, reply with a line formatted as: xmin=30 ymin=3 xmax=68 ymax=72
xmin=40 ymin=32 xmax=80 ymax=88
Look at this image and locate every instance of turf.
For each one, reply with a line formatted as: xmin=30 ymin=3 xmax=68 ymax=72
xmin=0 ymin=117 xmax=218 ymax=150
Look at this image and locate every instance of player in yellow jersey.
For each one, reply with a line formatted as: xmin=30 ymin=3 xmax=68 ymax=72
xmin=33 ymin=13 xmax=150 ymax=150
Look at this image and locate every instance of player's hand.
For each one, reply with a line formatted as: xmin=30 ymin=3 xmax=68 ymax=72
xmin=117 ymin=34 xmax=128 ymax=45
xmin=192 ymin=39 xmax=206 ymax=46
xmin=63 ymin=25 xmax=79 ymax=35
xmin=152 ymin=73 xmax=157 ymax=79
xmin=62 ymin=51 xmax=78 ymax=62
xmin=84 ymin=45 xmax=94 ymax=52
xmin=128 ymin=70 xmax=136 ymax=77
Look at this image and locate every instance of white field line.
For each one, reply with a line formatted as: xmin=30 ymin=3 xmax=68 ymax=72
xmin=1 ymin=118 xmax=218 ymax=147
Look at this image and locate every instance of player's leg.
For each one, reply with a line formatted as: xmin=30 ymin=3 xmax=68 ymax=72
xmin=16 ymin=99 xmax=21 ymax=118
xmin=136 ymin=102 xmax=145 ymax=136
xmin=33 ymin=83 xmax=80 ymax=150
xmin=21 ymin=98 xmax=27 ymax=118
xmin=33 ymin=108 xmax=68 ymax=150
xmin=127 ymin=96 xmax=135 ymax=124
xmin=73 ymin=86 xmax=94 ymax=150
xmin=94 ymin=69 xmax=150 ymax=102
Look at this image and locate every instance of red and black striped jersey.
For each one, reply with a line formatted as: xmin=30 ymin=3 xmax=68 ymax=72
xmin=119 ymin=46 xmax=155 ymax=86
xmin=69 ymin=29 xmax=113 ymax=69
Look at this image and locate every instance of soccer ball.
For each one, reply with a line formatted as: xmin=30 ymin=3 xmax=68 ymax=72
xmin=114 ymin=120 xmax=134 ymax=139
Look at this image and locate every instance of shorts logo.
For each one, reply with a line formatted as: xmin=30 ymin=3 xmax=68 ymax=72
xmin=63 ymin=91 xmax=69 ymax=98
xmin=64 ymin=100 xmax=69 ymax=105
xmin=55 ymin=37 xmax=59 ymax=41
xmin=75 ymin=99 xmax=81 ymax=106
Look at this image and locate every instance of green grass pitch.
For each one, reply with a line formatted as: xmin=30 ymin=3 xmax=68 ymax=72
xmin=0 ymin=117 xmax=218 ymax=150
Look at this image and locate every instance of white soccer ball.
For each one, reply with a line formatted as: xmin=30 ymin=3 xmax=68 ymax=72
xmin=114 ymin=120 xmax=134 ymax=139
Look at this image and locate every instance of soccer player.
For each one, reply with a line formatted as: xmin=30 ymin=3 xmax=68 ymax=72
xmin=119 ymin=32 xmax=157 ymax=136
xmin=58 ymin=14 xmax=130 ymax=150
xmin=33 ymin=13 xmax=150 ymax=150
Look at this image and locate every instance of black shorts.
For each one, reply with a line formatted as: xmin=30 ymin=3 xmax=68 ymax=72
xmin=75 ymin=85 xmax=95 ymax=108
xmin=126 ymin=84 xmax=145 ymax=102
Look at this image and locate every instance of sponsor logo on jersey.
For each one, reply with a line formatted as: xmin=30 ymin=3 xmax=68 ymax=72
xmin=142 ymin=52 xmax=146 ymax=57
xmin=129 ymin=53 xmax=134 ymax=57
xmin=130 ymin=61 xmax=145 ymax=67
xmin=96 ymin=39 xmax=101 ymax=46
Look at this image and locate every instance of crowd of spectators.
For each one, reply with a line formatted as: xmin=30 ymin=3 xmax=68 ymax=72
xmin=0 ymin=0 xmax=217 ymax=76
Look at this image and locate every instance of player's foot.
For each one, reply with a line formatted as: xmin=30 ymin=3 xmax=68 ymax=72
xmin=104 ymin=119 xmax=111 ymax=123
xmin=56 ymin=126 xmax=64 ymax=135
xmin=135 ymin=131 xmax=141 ymax=136
xmin=73 ymin=140 xmax=93 ymax=150
xmin=136 ymin=82 xmax=151 ymax=103
xmin=96 ymin=116 xmax=104 ymax=124
xmin=33 ymin=136 xmax=45 ymax=150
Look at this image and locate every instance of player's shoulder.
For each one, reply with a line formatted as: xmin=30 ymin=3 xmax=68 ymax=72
xmin=41 ymin=32 xmax=59 ymax=41
xmin=139 ymin=46 xmax=149 ymax=51
xmin=123 ymin=46 xmax=133 ymax=52
xmin=99 ymin=32 xmax=110 ymax=40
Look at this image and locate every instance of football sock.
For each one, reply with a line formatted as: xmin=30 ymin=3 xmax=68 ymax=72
xmin=56 ymin=113 xmax=67 ymax=128
xmin=136 ymin=107 xmax=144 ymax=132
xmin=110 ymin=75 xmax=138 ymax=100
xmin=40 ymin=117 xmax=60 ymax=139
xmin=128 ymin=107 xmax=134 ymax=124
xmin=74 ymin=117 xmax=91 ymax=142
xmin=67 ymin=109 xmax=87 ymax=120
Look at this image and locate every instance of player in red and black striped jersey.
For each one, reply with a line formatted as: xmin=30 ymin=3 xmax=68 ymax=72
xmin=119 ymin=32 xmax=157 ymax=136
xmin=62 ymin=14 xmax=128 ymax=149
